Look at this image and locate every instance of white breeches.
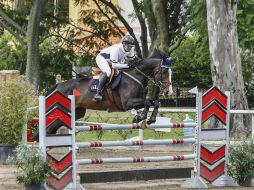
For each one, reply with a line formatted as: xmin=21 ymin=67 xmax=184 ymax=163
xmin=96 ymin=54 xmax=111 ymax=77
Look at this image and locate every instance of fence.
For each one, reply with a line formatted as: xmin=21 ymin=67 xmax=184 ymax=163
xmin=39 ymin=87 xmax=241 ymax=189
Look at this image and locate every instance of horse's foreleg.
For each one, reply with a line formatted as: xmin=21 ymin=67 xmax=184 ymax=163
xmin=140 ymin=99 xmax=152 ymax=121
xmin=147 ymin=100 xmax=160 ymax=124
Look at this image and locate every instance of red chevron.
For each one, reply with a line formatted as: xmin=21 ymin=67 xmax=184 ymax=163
xmin=200 ymin=161 xmax=225 ymax=182
xmin=46 ymin=107 xmax=71 ymax=128
xmin=47 ymin=151 xmax=72 ymax=175
xmin=48 ymin=168 xmax=72 ymax=190
xmin=202 ymin=101 xmax=226 ymax=125
xmin=200 ymin=145 xmax=225 ymax=165
xmin=202 ymin=87 xmax=227 ymax=109
xmin=46 ymin=90 xmax=71 ymax=111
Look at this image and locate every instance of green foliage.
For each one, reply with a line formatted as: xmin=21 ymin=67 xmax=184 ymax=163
xmin=189 ymin=0 xmax=207 ymax=37
xmin=76 ymin=52 xmax=96 ymax=67
xmin=228 ymin=139 xmax=254 ymax=186
xmin=0 ymin=32 xmax=26 ymax=73
xmin=0 ymin=1 xmax=83 ymax=90
xmin=39 ymin=37 xmax=76 ymax=89
xmin=172 ymin=35 xmax=212 ymax=88
xmin=7 ymin=143 xmax=51 ymax=186
xmin=74 ymin=0 xmax=122 ymax=54
xmin=237 ymin=0 xmax=254 ymax=51
xmin=242 ymin=51 xmax=254 ymax=108
xmin=0 ymin=78 xmax=36 ymax=144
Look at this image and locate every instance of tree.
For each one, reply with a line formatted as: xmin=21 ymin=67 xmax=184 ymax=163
xmin=26 ymin=0 xmax=47 ymax=89
xmin=0 ymin=0 xmax=46 ymax=89
xmin=172 ymin=35 xmax=211 ymax=88
xmin=206 ymin=0 xmax=250 ymax=136
xmin=187 ymin=0 xmax=254 ymax=108
xmin=0 ymin=1 xmax=80 ymax=89
xmin=149 ymin=0 xmax=189 ymax=54
xmin=75 ymin=0 xmax=190 ymax=57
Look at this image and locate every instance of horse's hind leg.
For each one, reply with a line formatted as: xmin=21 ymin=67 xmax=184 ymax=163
xmin=147 ymin=100 xmax=160 ymax=124
xmin=75 ymin=107 xmax=86 ymax=120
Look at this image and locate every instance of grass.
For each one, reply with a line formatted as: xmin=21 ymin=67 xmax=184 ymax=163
xmin=76 ymin=109 xmax=196 ymax=142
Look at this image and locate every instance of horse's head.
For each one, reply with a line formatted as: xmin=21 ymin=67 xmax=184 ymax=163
xmin=148 ymin=49 xmax=176 ymax=97
xmin=153 ymin=58 xmax=174 ymax=96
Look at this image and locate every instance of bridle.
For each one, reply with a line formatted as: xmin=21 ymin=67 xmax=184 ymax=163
xmin=133 ymin=59 xmax=169 ymax=91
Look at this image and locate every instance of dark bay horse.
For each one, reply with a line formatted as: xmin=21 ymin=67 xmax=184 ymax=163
xmin=134 ymin=49 xmax=175 ymax=123
xmin=46 ymin=58 xmax=170 ymax=128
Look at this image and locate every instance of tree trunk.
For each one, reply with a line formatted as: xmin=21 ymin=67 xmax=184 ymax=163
xmin=26 ymin=0 xmax=46 ymax=90
xmin=151 ymin=0 xmax=170 ymax=53
xmin=144 ymin=0 xmax=157 ymax=54
xmin=206 ymin=0 xmax=250 ymax=136
xmin=132 ymin=0 xmax=148 ymax=57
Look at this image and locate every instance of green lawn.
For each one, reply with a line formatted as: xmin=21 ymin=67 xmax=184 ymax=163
xmin=76 ymin=109 xmax=196 ymax=142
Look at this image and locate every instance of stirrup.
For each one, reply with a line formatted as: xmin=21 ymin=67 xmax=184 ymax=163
xmin=93 ymin=93 xmax=103 ymax=101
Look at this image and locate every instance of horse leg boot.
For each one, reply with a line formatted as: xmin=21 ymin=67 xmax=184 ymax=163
xmin=147 ymin=100 xmax=160 ymax=124
xmin=93 ymin=72 xmax=108 ymax=101
xmin=139 ymin=99 xmax=152 ymax=121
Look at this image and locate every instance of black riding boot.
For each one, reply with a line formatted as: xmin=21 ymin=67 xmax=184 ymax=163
xmin=93 ymin=72 xmax=108 ymax=101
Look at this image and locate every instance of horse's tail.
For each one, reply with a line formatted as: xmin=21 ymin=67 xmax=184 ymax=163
xmin=46 ymin=84 xmax=59 ymax=96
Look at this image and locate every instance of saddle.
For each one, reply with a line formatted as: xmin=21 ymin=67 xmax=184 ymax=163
xmin=89 ymin=67 xmax=122 ymax=91
xmin=90 ymin=67 xmax=122 ymax=112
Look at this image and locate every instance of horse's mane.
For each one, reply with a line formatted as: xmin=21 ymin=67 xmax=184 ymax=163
xmin=148 ymin=48 xmax=166 ymax=59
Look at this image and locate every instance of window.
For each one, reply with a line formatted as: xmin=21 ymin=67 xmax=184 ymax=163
xmin=47 ymin=0 xmax=69 ymax=18
xmin=58 ymin=0 xmax=69 ymax=17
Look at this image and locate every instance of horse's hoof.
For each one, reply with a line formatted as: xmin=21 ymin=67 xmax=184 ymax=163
xmin=132 ymin=115 xmax=142 ymax=123
xmin=139 ymin=114 xmax=148 ymax=121
xmin=147 ymin=118 xmax=156 ymax=125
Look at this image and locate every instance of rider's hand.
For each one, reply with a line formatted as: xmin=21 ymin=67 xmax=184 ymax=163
xmin=128 ymin=59 xmax=138 ymax=68
xmin=128 ymin=63 xmax=136 ymax=68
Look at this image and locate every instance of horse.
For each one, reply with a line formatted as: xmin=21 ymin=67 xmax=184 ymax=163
xmin=133 ymin=48 xmax=175 ymax=123
xmin=33 ymin=56 xmax=171 ymax=139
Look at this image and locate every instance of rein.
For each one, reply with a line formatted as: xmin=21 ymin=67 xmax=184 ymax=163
xmin=122 ymin=71 xmax=144 ymax=88
xmin=121 ymin=58 xmax=167 ymax=90
xmin=133 ymin=59 xmax=164 ymax=90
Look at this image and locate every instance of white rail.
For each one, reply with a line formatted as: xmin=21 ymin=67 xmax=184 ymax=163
xmin=77 ymin=154 xmax=196 ymax=165
xmin=76 ymin=138 xmax=196 ymax=148
xmin=150 ymin=108 xmax=254 ymax=138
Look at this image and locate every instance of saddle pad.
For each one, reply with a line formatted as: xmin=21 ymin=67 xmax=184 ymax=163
xmin=89 ymin=73 xmax=122 ymax=92
xmin=89 ymin=79 xmax=99 ymax=92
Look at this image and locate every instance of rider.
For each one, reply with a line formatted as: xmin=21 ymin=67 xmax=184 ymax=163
xmin=93 ymin=35 xmax=137 ymax=101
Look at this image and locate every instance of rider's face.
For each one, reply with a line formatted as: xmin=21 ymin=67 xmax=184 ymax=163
xmin=123 ymin=43 xmax=133 ymax=52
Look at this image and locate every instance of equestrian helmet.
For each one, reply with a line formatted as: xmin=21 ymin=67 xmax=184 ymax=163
xmin=122 ymin=35 xmax=135 ymax=46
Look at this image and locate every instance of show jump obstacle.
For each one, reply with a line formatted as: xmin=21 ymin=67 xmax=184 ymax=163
xmin=39 ymin=87 xmax=238 ymax=189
